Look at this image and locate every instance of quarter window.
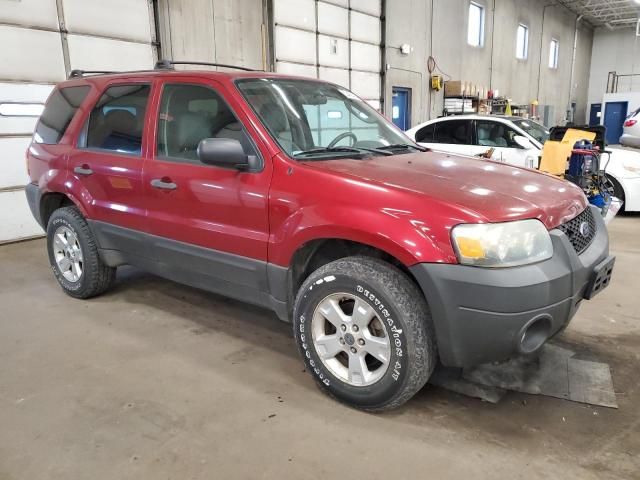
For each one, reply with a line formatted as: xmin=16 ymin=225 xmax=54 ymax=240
xmin=467 ymin=2 xmax=485 ymax=47
xmin=549 ymin=39 xmax=559 ymax=69
xmin=34 ymin=85 xmax=90 ymax=144
xmin=84 ymin=84 xmax=151 ymax=155
xmin=516 ymin=24 xmax=529 ymax=60
xmin=415 ymin=124 xmax=435 ymax=143
xmin=433 ymin=120 xmax=472 ymax=144
xmin=156 ymin=84 xmax=256 ymax=162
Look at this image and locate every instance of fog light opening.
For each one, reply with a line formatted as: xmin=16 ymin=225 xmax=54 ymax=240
xmin=519 ymin=316 xmax=552 ymax=354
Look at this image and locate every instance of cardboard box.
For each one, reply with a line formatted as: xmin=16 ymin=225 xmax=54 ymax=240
xmin=445 ymin=80 xmax=465 ymax=97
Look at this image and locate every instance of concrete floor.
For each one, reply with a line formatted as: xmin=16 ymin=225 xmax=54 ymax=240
xmin=1 ymin=218 xmax=639 ymax=480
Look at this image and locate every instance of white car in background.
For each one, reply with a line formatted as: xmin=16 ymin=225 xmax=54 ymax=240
xmin=620 ymin=107 xmax=640 ymax=148
xmin=406 ymin=114 xmax=640 ymax=212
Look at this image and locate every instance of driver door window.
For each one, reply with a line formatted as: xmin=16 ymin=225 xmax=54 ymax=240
xmin=475 ymin=120 xmax=522 ymax=148
xmin=475 ymin=120 xmax=528 ymax=166
xmin=157 ymin=84 xmax=256 ymax=162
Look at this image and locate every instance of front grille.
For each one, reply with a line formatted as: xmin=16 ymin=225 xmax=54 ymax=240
xmin=557 ymin=207 xmax=597 ymax=254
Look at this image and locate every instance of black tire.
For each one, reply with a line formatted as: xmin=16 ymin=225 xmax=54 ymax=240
xmin=46 ymin=206 xmax=116 ymax=298
xmin=607 ymin=174 xmax=625 ymax=213
xmin=293 ymin=256 xmax=436 ymax=411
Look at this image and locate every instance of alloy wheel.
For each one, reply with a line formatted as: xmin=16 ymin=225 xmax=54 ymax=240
xmin=311 ymin=292 xmax=391 ymax=386
xmin=52 ymin=225 xmax=84 ymax=282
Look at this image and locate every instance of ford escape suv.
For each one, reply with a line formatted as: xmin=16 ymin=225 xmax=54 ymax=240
xmin=26 ymin=62 xmax=615 ymax=410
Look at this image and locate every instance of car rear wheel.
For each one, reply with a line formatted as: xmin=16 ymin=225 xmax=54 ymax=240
xmin=47 ymin=206 xmax=116 ymax=298
xmin=293 ymin=256 xmax=436 ymax=411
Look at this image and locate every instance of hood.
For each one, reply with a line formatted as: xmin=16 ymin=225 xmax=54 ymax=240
xmin=303 ymin=151 xmax=587 ymax=229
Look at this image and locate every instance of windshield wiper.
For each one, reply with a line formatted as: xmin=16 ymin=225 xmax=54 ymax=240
xmin=376 ymin=143 xmax=428 ymax=152
xmin=293 ymin=146 xmax=392 ymax=158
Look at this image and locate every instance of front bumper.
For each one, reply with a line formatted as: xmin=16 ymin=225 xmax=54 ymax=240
xmin=410 ymin=205 xmax=613 ymax=368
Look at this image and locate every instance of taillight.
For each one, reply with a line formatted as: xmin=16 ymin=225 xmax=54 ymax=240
xmin=624 ymin=119 xmax=637 ymax=127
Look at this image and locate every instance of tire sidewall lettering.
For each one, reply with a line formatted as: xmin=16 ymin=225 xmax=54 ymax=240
xmin=295 ymin=276 xmax=409 ymax=394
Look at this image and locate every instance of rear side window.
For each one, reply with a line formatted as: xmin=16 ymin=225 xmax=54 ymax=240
xmin=433 ymin=120 xmax=472 ymax=144
xmin=84 ymin=84 xmax=151 ymax=155
xmin=415 ymin=124 xmax=435 ymax=143
xmin=34 ymin=85 xmax=90 ymax=144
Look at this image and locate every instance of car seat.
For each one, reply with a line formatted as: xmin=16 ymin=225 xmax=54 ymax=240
xmin=491 ymin=125 xmax=508 ymax=147
xmin=259 ymin=102 xmax=299 ymax=151
xmin=174 ymin=113 xmax=212 ymax=159
xmin=99 ymin=110 xmax=142 ymax=154
xmin=477 ymin=125 xmax=496 ymax=146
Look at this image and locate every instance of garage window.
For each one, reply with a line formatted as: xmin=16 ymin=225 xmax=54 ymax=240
xmin=549 ymin=39 xmax=559 ymax=69
xmin=516 ymin=24 xmax=529 ymax=60
xmin=0 ymin=103 xmax=44 ymax=117
xmin=467 ymin=2 xmax=485 ymax=47
xmin=33 ymin=86 xmax=90 ymax=145
xmin=84 ymin=84 xmax=151 ymax=156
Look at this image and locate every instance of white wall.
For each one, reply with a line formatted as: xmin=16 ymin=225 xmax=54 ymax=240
xmin=587 ymin=27 xmax=640 ymax=114
xmin=597 ymin=92 xmax=640 ymax=125
xmin=385 ymin=0 xmax=594 ymax=127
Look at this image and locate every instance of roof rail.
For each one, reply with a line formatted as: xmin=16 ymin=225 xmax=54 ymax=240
xmin=154 ymin=59 xmax=257 ymax=72
xmin=68 ymin=69 xmax=117 ymax=79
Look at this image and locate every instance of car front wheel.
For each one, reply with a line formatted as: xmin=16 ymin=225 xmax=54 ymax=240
xmin=293 ymin=256 xmax=436 ymax=411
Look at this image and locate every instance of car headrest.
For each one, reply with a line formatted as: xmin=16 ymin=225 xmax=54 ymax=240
xmin=478 ymin=126 xmax=491 ymax=140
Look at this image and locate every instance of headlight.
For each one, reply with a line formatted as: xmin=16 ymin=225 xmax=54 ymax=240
xmin=451 ymin=219 xmax=553 ymax=267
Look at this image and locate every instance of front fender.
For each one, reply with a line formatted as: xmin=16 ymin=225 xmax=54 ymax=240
xmin=269 ymin=203 xmax=457 ymax=267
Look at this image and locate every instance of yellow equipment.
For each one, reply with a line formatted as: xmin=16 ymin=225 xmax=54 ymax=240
xmin=430 ymin=75 xmax=443 ymax=91
xmin=539 ymin=128 xmax=597 ymax=176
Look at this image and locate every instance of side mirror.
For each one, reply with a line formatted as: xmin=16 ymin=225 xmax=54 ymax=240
xmin=513 ymin=135 xmax=534 ymax=150
xmin=197 ymin=138 xmax=252 ymax=170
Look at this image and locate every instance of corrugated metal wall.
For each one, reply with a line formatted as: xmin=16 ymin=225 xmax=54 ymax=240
xmin=156 ymin=0 xmax=266 ymax=70
xmin=0 ymin=0 xmax=156 ymax=242
xmin=273 ymin=0 xmax=383 ymax=109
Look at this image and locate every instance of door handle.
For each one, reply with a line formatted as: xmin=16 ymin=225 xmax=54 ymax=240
xmin=151 ymin=178 xmax=177 ymax=190
xmin=74 ymin=164 xmax=93 ymax=176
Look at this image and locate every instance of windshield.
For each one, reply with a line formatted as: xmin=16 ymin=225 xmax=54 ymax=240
xmin=511 ymin=119 xmax=549 ymax=144
xmin=236 ymin=78 xmax=416 ymax=159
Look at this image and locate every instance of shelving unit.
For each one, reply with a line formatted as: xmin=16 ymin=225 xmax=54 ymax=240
xmin=443 ymin=95 xmax=479 ymax=116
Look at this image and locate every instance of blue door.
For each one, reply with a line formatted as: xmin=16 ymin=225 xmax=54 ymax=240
xmin=589 ymin=103 xmax=601 ymax=126
xmin=392 ymin=87 xmax=411 ymax=131
xmin=603 ymin=101 xmax=628 ymax=144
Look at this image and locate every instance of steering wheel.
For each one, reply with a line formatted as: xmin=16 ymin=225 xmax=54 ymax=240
xmin=327 ymin=132 xmax=357 ymax=148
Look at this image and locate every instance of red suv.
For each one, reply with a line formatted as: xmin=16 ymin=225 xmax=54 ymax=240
xmin=26 ymin=62 xmax=615 ymax=410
